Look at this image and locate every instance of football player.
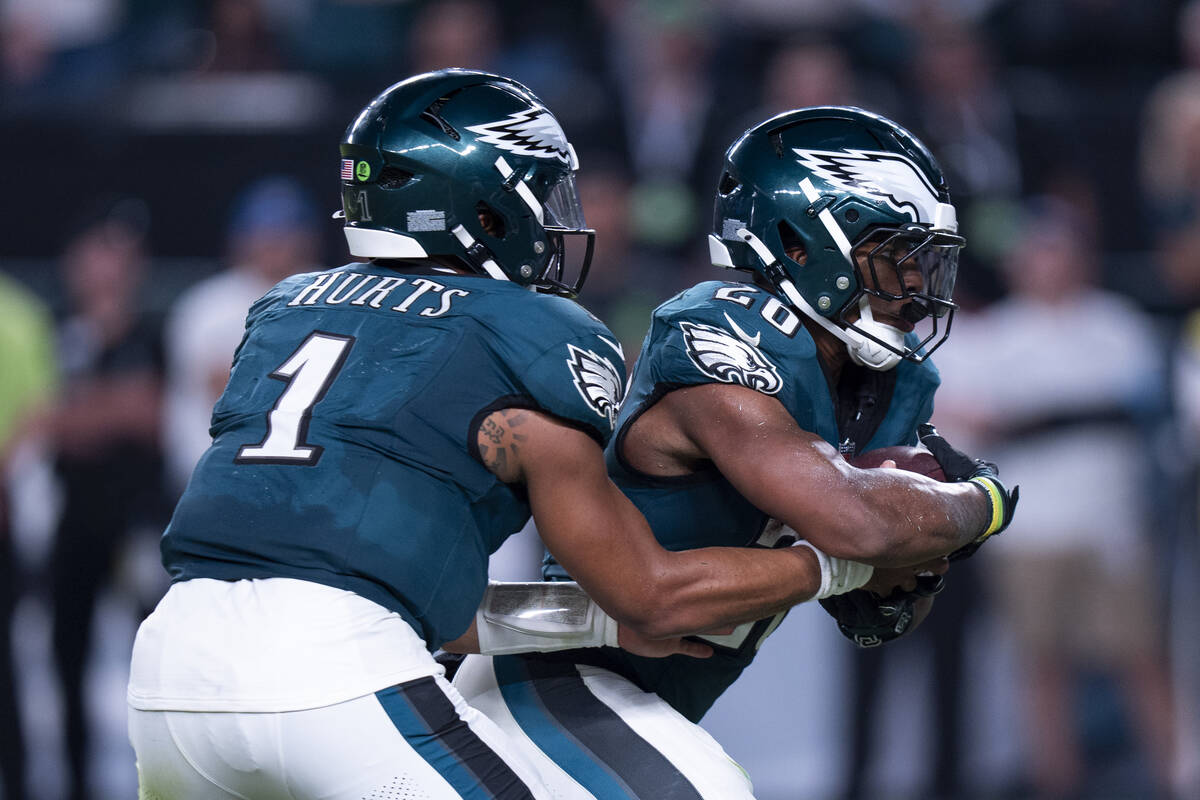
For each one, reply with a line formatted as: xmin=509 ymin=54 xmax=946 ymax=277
xmin=452 ymin=107 xmax=1018 ymax=798
xmin=126 ymin=73 xmax=920 ymax=800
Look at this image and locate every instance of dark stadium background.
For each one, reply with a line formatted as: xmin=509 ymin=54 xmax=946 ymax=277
xmin=1 ymin=1 xmax=1197 ymax=799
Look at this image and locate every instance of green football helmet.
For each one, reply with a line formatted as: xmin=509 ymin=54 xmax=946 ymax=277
xmin=338 ymin=69 xmax=594 ymax=296
xmin=709 ymin=107 xmax=964 ymax=370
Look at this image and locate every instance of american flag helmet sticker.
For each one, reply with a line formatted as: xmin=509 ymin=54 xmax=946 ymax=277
xmin=341 ymin=159 xmax=355 ymax=181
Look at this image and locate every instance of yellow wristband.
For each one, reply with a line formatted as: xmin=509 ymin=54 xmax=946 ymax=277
xmin=969 ymin=476 xmax=1005 ymax=540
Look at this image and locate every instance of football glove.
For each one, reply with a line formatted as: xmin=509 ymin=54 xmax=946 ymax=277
xmin=917 ymin=423 xmax=1019 ymax=561
xmin=819 ymin=574 xmax=944 ymax=648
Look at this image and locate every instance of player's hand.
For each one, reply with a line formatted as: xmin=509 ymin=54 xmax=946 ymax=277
xmin=917 ymin=423 xmax=1019 ymax=561
xmin=617 ymin=625 xmax=713 ymax=659
xmin=819 ymin=572 xmax=943 ymax=648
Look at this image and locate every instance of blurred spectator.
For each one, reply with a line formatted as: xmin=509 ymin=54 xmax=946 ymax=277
xmin=1140 ymin=24 xmax=1200 ymax=753
xmin=1170 ymin=309 xmax=1200 ymax=797
xmin=408 ymin=0 xmax=500 ymax=74
xmin=163 ymin=176 xmax=319 ymax=493
xmin=202 ymin=0 xmax=286 ymax=72
xmin=0 ymin=0 xmax=125 ymax=116
xmin=909 ymin=20 xmax=1020 ymax=202
xmin=728 ymin=36 xmax=902 ymax=158
xmin=760 ymin=39 xmax=860 ymax=113
xmin=1140 ymin=0 xmax=1200 ymax=313
xmin=44 ymin=201 xmax=165 ymax=800
xmin=572 ymin=162 xmax=678 ymax=355
xmin=603 ymin=0 xmax=723 ymax=251
xmin=0 ymin=271 xmax=56 ymax=800
xmin=934 ymin=198 xmax=1178 ymax=800
xmin=908 ymin=18 xmax=1021 ymax=302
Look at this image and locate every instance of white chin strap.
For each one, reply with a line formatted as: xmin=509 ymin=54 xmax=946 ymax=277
xmin=736 ymin=227 xmax=903 ymax=372
xmin=846 ymin=295 xmax=906 ymax=371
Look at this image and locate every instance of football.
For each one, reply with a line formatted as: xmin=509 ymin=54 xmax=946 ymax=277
xmin=850 ymin=445 xmax=945 ymax=481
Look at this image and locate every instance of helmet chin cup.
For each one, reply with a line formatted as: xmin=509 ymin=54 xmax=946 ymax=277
xmin=846 ymin=296 xmax=904 ymax=371
xmin=844 ymin=328 xmax=904 ymax=371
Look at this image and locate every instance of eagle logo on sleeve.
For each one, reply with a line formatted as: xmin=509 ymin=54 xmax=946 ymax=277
xmin=465 ymin=109 xmax=574 ymax=165
xmin=681 ymin=320 xmax=783 ymax=394
xmin=566 ymin=344 xmax=623 ymax=427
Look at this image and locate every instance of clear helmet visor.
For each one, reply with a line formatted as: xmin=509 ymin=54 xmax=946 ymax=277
xmin=542 ymin=170 xmax=587 ymax=230
xmin=533 ymin=170 xmax=594 ymax=297
xmin=908 ymin=237 xmax=960 ymax=317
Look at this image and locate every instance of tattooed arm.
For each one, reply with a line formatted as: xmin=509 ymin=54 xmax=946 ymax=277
xmin=470 ymin=407 xmax=826 ymax=639
xmin=475 ymin=408 xmax=527 ymax=483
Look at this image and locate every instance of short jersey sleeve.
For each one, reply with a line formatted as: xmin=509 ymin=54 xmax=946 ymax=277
xmin=521 ymin=327 xmax=627 ymax=446
xmin=643 ymin=283 xmax=814 ymax=395
xmin=614 ymin=281 xmax=837 ymax=445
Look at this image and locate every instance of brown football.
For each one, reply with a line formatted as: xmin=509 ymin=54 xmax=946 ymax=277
xmin=850 ymin=445 xmax=945 ymax=481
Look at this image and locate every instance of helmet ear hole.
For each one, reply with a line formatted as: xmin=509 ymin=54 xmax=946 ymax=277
xmin=718 ymin=172 xmax=740 ymax=195
xmin=476 ymin=201 xmax=506 ymax=239
xmin=777 ymin=221 xmax=807 ymax=265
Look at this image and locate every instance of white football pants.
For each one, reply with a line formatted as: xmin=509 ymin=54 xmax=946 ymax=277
xmin=129 ymin=673 xmax=554 ymax=800
xmin=452 ymin=654 xmax=756 ymax=800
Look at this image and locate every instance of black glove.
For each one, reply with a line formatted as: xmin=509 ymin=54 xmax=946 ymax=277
xmin=819 ymin=574 xmax=944 ymax=648
xmin=917 ymin=423 xmax=1019 ymax=561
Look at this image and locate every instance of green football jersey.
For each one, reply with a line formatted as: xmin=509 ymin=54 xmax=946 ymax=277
xmin=545 ymin=279 xmax=940 ymax=721
xmin=163 ymin=264 xmax=627 ymax=650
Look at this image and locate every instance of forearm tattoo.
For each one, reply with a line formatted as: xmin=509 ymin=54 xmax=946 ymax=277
xmin=476 ymin=408 xmax=529 ymax=483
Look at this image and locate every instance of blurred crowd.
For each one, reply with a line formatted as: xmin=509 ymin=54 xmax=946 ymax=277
xmin=1 ymin=1 xmax=1199 ymax=799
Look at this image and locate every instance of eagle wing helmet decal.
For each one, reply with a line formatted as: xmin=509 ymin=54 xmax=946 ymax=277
xmin=466 ymin=109 xmax=574 ymax=165
xmin=566 ymin=344 xmax=623 ymax=427
xmin=792 ymin=147 xmax=942 ymax=225
xmin=681 ymin=321 xmax=782 ymax=394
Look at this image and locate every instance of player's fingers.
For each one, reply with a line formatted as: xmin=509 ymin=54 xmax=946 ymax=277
xmin=879 ymin=459 xmax=897 ymax=469
xmin=672 ymin=639 xmax=714 ymax=659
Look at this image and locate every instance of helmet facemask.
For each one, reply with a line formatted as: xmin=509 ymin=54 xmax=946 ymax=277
xmin=835 ymin=224 xmax=963 ymax=367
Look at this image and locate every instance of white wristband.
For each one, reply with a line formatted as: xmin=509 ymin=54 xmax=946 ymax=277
xmin=792 ymin=540 xmax=875 ymax=600
xmin=475 ymin=581 xmax=619 ymax=656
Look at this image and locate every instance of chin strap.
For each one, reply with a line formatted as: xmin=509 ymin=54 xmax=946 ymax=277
xmin=736 ymin=228 xmax=903 ymax=371
xmin=847 ymin=295 xmax=906 ymax=371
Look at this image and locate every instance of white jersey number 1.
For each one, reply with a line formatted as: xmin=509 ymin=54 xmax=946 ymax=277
xmin=235 ymin=331 xmax=354 ymax=465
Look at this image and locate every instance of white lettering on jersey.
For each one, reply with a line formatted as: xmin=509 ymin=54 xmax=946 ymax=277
xmin=351 ymin=276 xmax=408 ymax=308
xmin=792 ymin=147 xmax=941 ymax=224
xmin=325 ymin=273 xmax=373 ymax=304
xmin=289 ymin=272 xmax=340 ymax=306
xmin=566 ymin=344 xmax=622 ymax=428
xmin=287 ymin=273 xmax=470 ymax=315
xmin=420 ymin=288 xmax=468 ymax=317
xmin=391 ymin=278 xmax=444 ymax=313
xmin=465 ymin=109 xmax=573 ymax=164
xmin=681 ymin=321 xmax=782 ymax=395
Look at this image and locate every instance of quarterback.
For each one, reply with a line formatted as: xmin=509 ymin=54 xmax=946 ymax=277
xmin=123 ymin=73 xmax=931 ymax=800
xmin=453 ymin=107 xmax=1017 ymax=799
